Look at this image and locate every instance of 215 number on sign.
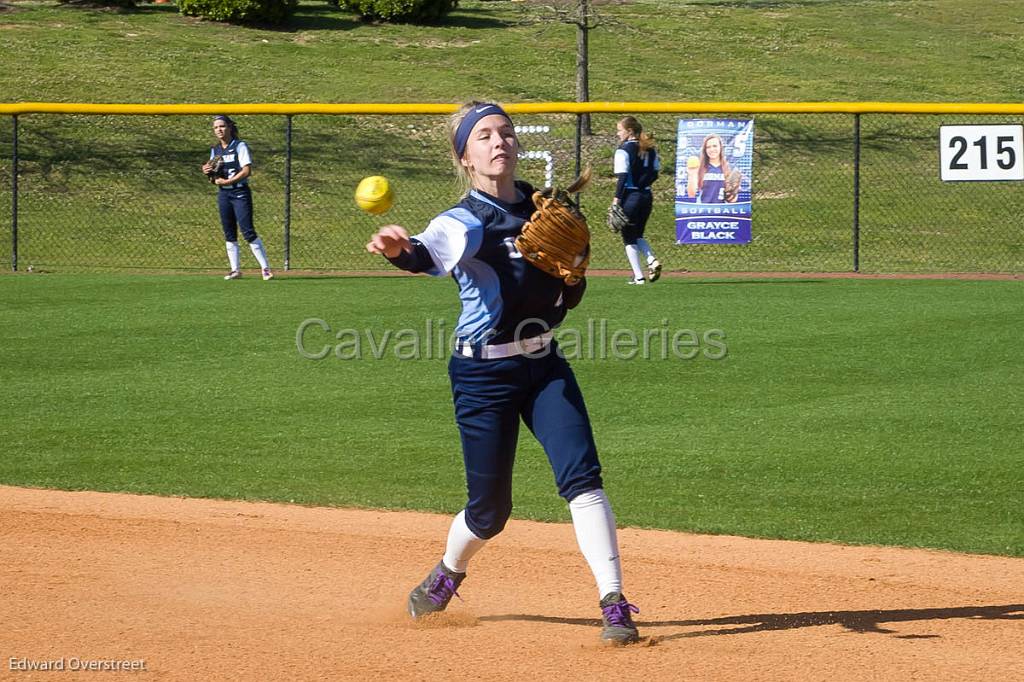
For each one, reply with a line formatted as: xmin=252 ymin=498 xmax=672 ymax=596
xmin=939 ymin=124 xmax=1024 ymax=182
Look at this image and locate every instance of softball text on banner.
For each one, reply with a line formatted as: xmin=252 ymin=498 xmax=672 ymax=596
xmin=675 ymin=119 xmax=754 ymax=244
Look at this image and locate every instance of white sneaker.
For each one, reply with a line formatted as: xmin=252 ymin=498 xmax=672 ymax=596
xmin=262 ymin=268 xmax=274 ymax=281
xmin=648 ymin=260 xmax=662 ymax=282
xmin=627 ymin=277 xmax=647 ymax=286
xmin=224 ymin=270 xmax=242 ymax=280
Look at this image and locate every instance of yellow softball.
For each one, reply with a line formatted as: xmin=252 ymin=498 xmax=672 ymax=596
xmin=355 ymin=176 xmax=394 ymax=215
xmin=686 ymin=155 xmax=700 ymax=170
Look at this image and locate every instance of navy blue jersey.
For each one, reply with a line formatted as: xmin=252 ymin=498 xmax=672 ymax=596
xmin=699 ymin=164 xmax=726 ymax=204
xmin=396 ymin=181 xmax=579 ymax=345
xmin=209 ymin=139 xmax=252 ymax=189
xmin=613 ymin=140 xmax=660 ymax=200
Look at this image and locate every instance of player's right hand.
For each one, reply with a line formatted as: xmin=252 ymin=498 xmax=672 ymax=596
xmin=366 ymin=225 xmax=412 ymax=259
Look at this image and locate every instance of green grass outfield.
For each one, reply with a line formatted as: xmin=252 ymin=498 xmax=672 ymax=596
xmin=1 ymin=273 xmax=1021 ymax=556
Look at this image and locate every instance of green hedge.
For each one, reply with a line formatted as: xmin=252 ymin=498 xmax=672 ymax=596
xmin=177 ymin=0 xmax=298 ymax=25
xmin=339 ymin=0 xmax=457 ymax=23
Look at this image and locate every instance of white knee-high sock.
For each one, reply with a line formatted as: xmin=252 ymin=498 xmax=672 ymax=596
xmin=226 ymin=241 xmax=240 ymax=271
xmin=249 ymin=238 xmax=270 ymax=269
xmin=637 ymin=238 xmax=657 ymax=263
xmin=625 ymin=245 xmax=644 ymax=280
xmin=442 ymin=510 xmax=488 ymax=574
xmin=568 ymin=489 xmax=623 ymax=598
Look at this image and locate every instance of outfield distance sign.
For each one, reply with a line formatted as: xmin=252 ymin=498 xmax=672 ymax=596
xmin=940 ymin=124 xmax=1024 ymax=182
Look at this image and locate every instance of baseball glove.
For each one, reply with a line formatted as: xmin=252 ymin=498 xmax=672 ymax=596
xmin=724 ymin=168 xmax=742 ymax=202
xmin=205 ymin=156 xmax=224 ymax=183
xmin=606 ymin=203 xmax=630 ymax=234
xmin=515 ymin=169 xmax=592 ymax=285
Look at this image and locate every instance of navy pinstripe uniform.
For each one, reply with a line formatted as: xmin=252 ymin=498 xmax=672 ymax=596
xmin=388 ymin=181 xmax=599 ymax=539
xmin=210 ymin=139 xmax=258 ymax=243
xmin=613 ymin=140 xmax=660 ymax=245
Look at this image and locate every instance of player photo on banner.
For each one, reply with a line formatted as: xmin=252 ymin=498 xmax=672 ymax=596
xmin=675 ymin=119 xmax=754 ymax=244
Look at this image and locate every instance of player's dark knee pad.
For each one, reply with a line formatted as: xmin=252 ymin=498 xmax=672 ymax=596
xmin=558 ymin=474 xmax=604 ymax=502
xmin=465 ymin=501 xmax=512 ymax=540
xmin=552 ymin=440 xmax=603 ymax=502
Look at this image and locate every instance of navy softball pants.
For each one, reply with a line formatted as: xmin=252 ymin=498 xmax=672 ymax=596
xmin=448 ymin=344 xmax=604 ymax=540
xmin=620 ymin=189 xmax=653 ymax=246
xmin=218 ymin=186 xmax=258 ymax=243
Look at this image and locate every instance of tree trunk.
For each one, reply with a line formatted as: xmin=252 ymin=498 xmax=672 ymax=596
xmin=576 ymin=0 xmax=592 ymax=136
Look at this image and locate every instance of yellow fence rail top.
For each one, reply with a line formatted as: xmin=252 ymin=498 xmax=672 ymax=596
xmin=2 ymin=102 xmax=1024 ymax=116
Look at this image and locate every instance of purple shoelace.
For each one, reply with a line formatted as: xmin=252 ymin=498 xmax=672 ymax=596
xmin=602 ymin=600 xmax=639 ymax=627
xmin=427 ymin=572 xmax=461 ymax=606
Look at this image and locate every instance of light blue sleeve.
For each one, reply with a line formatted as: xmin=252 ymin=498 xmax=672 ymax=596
xmin=236 ymin=141 xmax=252 ymax=167
xmin=412 ymin=207 xmax=483 ymax=277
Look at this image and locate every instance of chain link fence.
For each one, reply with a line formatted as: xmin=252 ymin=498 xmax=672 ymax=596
xmin=2 ymin=107 xmax=1022 ymax=274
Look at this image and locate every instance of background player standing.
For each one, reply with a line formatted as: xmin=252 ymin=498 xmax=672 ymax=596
xmin=201 ymin=115 xmax=273 ymax=281
xmin=612 ymin=116 xmax=662 ymax=285
xmin=366 ymin=101 xmax=641 ymax=645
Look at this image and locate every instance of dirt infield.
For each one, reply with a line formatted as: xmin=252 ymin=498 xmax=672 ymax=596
xmin=2 ymin=486 xmax=1022 ymax=681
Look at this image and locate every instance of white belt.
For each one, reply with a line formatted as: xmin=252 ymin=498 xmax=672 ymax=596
xmin=455 ymin=332 xmax=553 ymax=359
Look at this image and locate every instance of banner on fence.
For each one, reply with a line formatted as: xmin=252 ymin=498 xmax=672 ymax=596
xmin=675 ymin=119 xmax=754 ymax=244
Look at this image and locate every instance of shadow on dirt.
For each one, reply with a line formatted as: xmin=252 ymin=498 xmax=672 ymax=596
xmin=480 ymin=603 xmax=1024 ymax=641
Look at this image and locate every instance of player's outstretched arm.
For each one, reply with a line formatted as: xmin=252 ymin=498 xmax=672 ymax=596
xmin=366 ymin=225 xmax=412 ymax=259
xmin=367 ymin=225 xmax=436 ymax=274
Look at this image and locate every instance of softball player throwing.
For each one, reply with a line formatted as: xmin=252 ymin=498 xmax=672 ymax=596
xmin=366 ymin=101 xmax=641 ymax=645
